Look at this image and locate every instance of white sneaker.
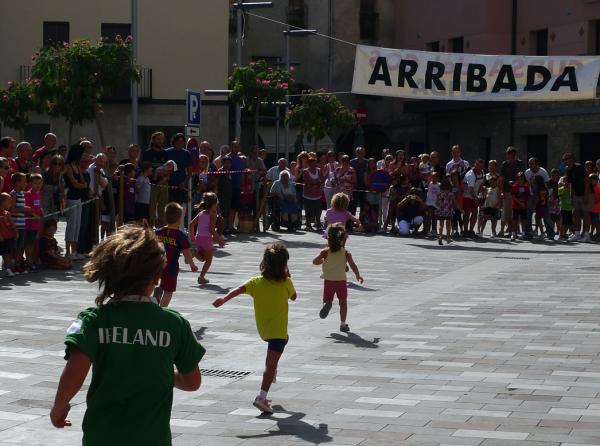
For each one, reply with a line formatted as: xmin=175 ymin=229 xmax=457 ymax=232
xmin=253 ymin=396 xmax=273 ymax=414
xmin=510 ymin=233 xmax=516 ymax=241
xmin=568 ymin=233 xmax=581 ymax=242
xmin=5 ymin=268 xmax=16 ymax=277
xmin=581 ymin=232 xmax=591 ymax=243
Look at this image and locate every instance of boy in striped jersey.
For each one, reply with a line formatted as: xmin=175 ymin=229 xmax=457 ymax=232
xmin=9 ymin=172 xmax=34 ymax=273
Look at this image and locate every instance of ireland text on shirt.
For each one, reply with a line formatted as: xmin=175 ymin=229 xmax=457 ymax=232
xmin=98 ymin=327 xmax=171 ymax=347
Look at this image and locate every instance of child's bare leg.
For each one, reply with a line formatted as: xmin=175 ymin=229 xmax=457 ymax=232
xmin=491 ymin=219 xmax=498 ymax=235
xmin=260 ymin=348 xmax=282 ymax=395
xmin=200 ymin=251 xmax=213 ymax=279
xmin=195 ymin=249 xmax=206 ymax=262
xmin=446 ymin=219 xmax=452 ymax=240
xmin=339 ymin=300 xmax=348 ymax=324
xmin=160 ymin=291 xmax=173 ymax=307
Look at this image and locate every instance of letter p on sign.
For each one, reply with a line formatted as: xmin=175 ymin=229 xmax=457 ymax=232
xmin=186 ymin=90 xmax=202 ymax=126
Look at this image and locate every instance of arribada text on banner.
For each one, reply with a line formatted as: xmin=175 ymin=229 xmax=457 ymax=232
xmin=351 ymin=44 xmax=600 ymax=101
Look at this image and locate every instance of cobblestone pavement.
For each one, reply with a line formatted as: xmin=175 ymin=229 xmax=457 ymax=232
xmin=0 ymin=228 xmax=599 ymax=445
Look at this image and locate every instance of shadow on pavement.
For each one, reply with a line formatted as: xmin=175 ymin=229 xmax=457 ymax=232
xmin=347 ymin=282 xmax=378 ymax=291
xmin=0 ymin=265 xmax=84 ymax=288
xmin=237 ymin=405 xmax=332 ymax=443
xmin=328 ymin=332 xmax=380 ymax=349
xmin=196 ymin=283 xmax=231 ymax=293
xmin=406 ymin=243 xmax=600 ymax=255
xmin=194 ymin=327 xmax=207 ymax=340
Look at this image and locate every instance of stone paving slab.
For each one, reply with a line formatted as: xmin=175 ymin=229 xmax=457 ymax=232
xmin=0 ymin=226 xmax=599 ymax=445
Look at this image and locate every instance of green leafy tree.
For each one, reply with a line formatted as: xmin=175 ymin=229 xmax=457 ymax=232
xmin=228 ymin=60 xmax=293 ymax=146
xmin=0 ymin=80 xmax=40 ymax=140
xmin=287 ymin=89 xmax=356 ymax=150
xmin=31 ymin=37 xmax=140 ymax=145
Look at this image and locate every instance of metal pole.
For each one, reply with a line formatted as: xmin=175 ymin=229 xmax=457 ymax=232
xmin=284 ymin=27 xmax=290 ymax=161
xmin=131 ymin=0 xmax=139 ymax=144
xmin=235 ymin=1 xmax=243 ymax=140
xmin=275 ymin=105 xmax=280 ymax=159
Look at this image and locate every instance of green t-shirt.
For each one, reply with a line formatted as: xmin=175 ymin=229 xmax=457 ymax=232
xmin=558 ymin=186 xmax=573 ymax=211
xmin=243 ymin=275 xmax=295 ymax=340
xmin=64 ymin=299 xmax=205 ymax=446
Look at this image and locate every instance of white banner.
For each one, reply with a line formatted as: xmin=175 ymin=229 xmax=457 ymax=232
xmin=351 ymin=44 xmax=600 ymax=101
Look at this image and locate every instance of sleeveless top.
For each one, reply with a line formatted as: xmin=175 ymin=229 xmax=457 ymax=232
xmin=303 ymin=168 xmax=322 ymax=200
xmin=322 ymin=247 xmax=347 ymax=281
xmin=195 ymin=212 xmax=211 ymax=239
xmin=65 ymin=165 xmax=86 ymax=200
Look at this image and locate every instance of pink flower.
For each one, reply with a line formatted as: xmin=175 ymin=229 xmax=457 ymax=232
xmin=232 ymin=63 xmax=238 ymax=68
xmin=63 ymin=42 xmax=69 ymax=48
xmin=7 ymin=81 xmax=13 ymax=86
xmin=281 ymin=82 xmax=289 ymax=89
xmin=289 ymin=66 xmax=295 ymax=72
xmin=2 ymin=95 xmax=9 ymax=102
xmin=261 ymin=80 xmax=269 ymax=85
xmin=228 ymin=76 xmax=233 ymax=81
xmin=249 ymin=61 xmax=256 ymax=67
xmin=126 ymin=35 xmax=133 ymax=42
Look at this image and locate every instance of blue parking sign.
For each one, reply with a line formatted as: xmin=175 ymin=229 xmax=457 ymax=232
xmin=186 ymin=90 xmax=202 ymax=126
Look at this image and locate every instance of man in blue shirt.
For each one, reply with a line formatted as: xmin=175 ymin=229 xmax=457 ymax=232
xmin=165 ymin=133 xmax=192 ymax=205
xmin=350 ymin=146 xmax=368 ymax=217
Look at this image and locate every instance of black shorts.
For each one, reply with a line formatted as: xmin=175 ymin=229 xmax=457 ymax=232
xmin=25 ymin=229 xmax=38 ymax=245
xmin=170 ymin=189 xmax=188 ymax=205
xmin=0 ymin=239 xmax=15 ymax=255
xmin=230 ymin=188 xmax=241 ymax=210
xmin=513 ymin=209 xmax=527 ymax=221
xmin=561 ymin=210 xmax=573 ymax=226
xmin=266 ymin=338 xmax=288 ymax=353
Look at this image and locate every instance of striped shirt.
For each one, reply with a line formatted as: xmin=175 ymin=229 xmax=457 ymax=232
xmin=10 ymin=189 xmax=26 ymax=229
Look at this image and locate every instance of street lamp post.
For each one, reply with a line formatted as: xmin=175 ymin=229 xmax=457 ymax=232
xmin=232 ymin=2 xmax=273 ymax=142
xmin=131 ymin=0 xmax=139 ymax=144
xmin=283 ymin=28 xmax=317 ymax=161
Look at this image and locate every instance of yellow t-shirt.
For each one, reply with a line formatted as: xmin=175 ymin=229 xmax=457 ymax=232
xmin=322 ymin=248 xmax=347 ymax=281
xmin=243 ymin=275 xmax=295 ymax=340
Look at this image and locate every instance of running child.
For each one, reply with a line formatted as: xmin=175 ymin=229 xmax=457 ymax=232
xmin=312 ymin=224 xmax=363 ymax=333
xmin=154 ymin=202 xmax=198 ymax=307
xmin=435 ymin=178 xmax=456 ymax=245
xmin=324 ymin=192 xmax=363 ymax=240
xmin=0 ymin=192 xmax=17 ymax=276
xmin=38 ymin=219 xmax=72 ymax=270
xmin=532 ymin=175 xmax=548 ymax=238
xmin=189 ymin=192 xmax=225 ymax=285
xmin=10 ymin=172 xmax=34 ymax=273
xmin=212 ymin=243 xmax=296 ymax=415
xmin=50 ymin=225 xmax=205 ymax=445
xmin=424 ymin=171 xmax=440 ymax=237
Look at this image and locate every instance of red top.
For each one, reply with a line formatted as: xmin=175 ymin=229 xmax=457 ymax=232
xmin=1 ymin=158 xmax=17 ymax=193
xmin=25 ymin=189 xmax=43 ymax=231
xmin=511 ymin=182 xmax=530 ymax=210
xmin=0 ymin=209 xmax=17 ymax=239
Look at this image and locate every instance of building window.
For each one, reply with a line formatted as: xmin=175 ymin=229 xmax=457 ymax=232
xmin=43 ymin=21 xmax=69 ymax=47
xmin=526 ymin=135 xmax=548 ymax=168
xmin=595 ymin=20 xmax=600 ymax=55
xmin=101 ymin=23 xmax=131 ymax=42
xmin=427 ymin=41 xmax=440 ymax=52
xmin=535 ymin=29 xmax=548 ymax=55
xmin=451 ymin=36 xmax=464 ymax=53
xmin=287 ymin=0 xmax=307 ymax=29
xmin=360 ymin=0 xmax=378 ymax=42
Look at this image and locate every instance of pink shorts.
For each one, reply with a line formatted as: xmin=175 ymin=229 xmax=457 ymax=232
xmin=195 ymin=236 xmax=214 ymax=252
xmin=323 ymin=280 xmax=347 ymax=303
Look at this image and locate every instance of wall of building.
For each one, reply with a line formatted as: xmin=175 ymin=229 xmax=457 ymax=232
xmin=0 ymin=0 xmax=229 ymax=154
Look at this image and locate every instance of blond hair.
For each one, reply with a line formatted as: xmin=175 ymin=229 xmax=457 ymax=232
xmin=331 ymin=192 xmax=350 ymax=212
xmin=84 ymin=225 xmax=165 ymax=305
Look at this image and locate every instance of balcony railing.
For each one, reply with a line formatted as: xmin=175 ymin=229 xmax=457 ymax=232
xmin=19 ymin=65 xmax=152 ymax=101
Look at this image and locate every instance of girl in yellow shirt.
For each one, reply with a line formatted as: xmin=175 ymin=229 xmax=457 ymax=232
xmin=213 ymin=243 xmax=296 ymax=414
xmin=312 ymin=224 xmax=363 ymax=333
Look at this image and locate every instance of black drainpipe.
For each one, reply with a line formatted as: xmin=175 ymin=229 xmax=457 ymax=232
xmin=509 ymin=0 xmax=518 ymax=146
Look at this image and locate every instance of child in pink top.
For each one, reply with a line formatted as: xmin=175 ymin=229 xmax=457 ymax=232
xmin=323 ymin=192 xmax=362 ymax=240
xmin=25 ymin=173 xmax=43 ymax=269
xmin=189 ymin=192 xmax=225 ymax=285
